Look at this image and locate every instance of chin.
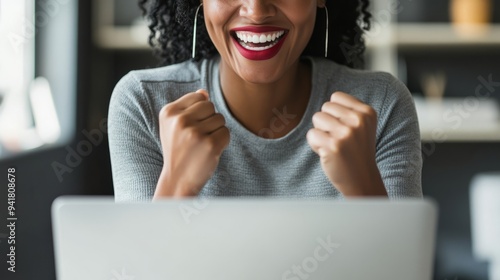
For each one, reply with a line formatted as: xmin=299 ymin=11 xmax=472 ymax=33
xmin=229 ymin=53 xmax=297 ymax=85
xmin=237 ymin=64 xmax=285 ymax=85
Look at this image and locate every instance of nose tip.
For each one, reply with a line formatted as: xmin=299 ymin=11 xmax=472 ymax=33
xmin=239 ymin=1 xmax=277 ymax=23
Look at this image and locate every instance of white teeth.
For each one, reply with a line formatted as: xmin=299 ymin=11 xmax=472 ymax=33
xmin=259 ymin=34 xmax=267 ymax=43
xmin=235 ymin=30 xmax=285 ymax=44
xmin=252 ymin=35 xmax=259 ymax=43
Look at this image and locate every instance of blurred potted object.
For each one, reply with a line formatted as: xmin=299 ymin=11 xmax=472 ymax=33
xmin=413 ymin=70 xmax=500 ymax=139
xmin=421 ymin=71 xmax=447 ymax=102
xmin=450 ymin=0 xmax=493 ymax=36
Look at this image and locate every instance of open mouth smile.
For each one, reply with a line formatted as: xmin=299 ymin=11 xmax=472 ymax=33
xmin=230 ymin=27 xmax=289 ymax=61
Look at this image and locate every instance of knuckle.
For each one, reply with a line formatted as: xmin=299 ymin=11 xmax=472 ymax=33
xmin=185 ymin=127 xmax=203 ymax=142
xmin=352 ymin=113 xmax=364 ymax=128
xmin=207 ymin=127 xmax=230 ymax=151
xmin=351 ymin=121 xmax=361 ymax=129
xmin=205 ymin=101 xmax=216 ymax=113
xmin=361 ymin=109 xmax=377 ymax=126
xmin=330 ymin=92 xmax=341 ymax=101
xmin=320 ymin=102 xmax=330 ymax=112
xmin=222 ymin=126 xmax=231 ymax=138
xmin=159 ymin=104 xmax=175 ymax=118
xmin=327 ymin=138 xmax=339 ymax=153
xmin=204 ymin=137 xmax=217 ymax=150
xmin=224 ymin=126 xmax=230 ymax=136
xmin=364 ymin=105 xmax=377 ymax=117
xmin=306 ymin=129 xmax=315 ymax=140
xmin=173 ymin=115 xmax=189 ymax=129
xmin=339 ymin=126 xmax=353 ymax=140
xmin=312 ymin=112 xmax=323 ymax=123
xmin=216 ymin=113 xmax=226 ymax=126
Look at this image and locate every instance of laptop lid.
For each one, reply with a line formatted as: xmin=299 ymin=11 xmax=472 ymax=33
xmin=52 ymin=197 xmax=437 ymax=280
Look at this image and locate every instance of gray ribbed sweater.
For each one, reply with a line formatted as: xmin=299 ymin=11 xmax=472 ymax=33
xmin=108 ymin=56 xmax=423 ymax=201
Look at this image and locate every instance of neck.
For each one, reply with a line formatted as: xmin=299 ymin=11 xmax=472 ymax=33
xmin=219 ymin=59 xmax=312 ymax=139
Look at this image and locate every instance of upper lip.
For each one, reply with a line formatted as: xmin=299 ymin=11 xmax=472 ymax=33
xmin=230 ymin=26 xmax=288 ymax=33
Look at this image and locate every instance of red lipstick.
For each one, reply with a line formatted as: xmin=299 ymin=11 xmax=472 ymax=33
xmin=230 ymin=26 xmax=288 ymax=61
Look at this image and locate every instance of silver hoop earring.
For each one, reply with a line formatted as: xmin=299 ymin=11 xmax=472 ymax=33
xmin=324 ymin=6 xmax=329 ymax=58
xmin=192 ymin=3 xmax=203 ymax=59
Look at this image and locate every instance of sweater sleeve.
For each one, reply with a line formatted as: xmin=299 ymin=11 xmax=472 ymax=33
xmin=375 ymin=76 xmax=423 ymax=199
xmin=108 ymin=72 xmax=163 ymax=202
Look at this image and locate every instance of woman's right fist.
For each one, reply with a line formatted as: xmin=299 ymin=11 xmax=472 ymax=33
xmin=155 ymin=89 xmax=230 ymax=198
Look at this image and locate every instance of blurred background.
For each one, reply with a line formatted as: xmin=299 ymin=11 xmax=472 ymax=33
xmin=0 ymin=0 xmax=499 ymax=279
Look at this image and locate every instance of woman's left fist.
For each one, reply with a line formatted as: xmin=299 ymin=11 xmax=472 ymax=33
xmin=306 ymin=91 xmax=386 ymax=196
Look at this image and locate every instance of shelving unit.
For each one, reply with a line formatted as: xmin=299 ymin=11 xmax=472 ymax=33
xmin=414 ymin=97 xmax=500 ymax=142
xmin=364 ymin=0 xmax=500 ymax=143
xmin=366 ymin=23 xmax=500 ymax=48
xmin=94 ymin=24 xmax=149 ymax=50
xmin=419 ymin=124 xmax=500 ymax=142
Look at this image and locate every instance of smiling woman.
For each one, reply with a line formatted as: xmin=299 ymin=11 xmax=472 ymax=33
xmin=138 ymin=0 xmax=370 ymax=68
xmin=108 ymin=0 xmax=423 ymax=201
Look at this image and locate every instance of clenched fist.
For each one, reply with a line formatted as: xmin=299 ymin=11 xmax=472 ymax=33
xmin=154 ymin=89 xmax=230 ymax=198
xmin=306 ymin=91 xmax=387 ymax=197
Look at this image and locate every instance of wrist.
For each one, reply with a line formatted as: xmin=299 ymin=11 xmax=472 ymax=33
xmin=342 ymin=163 xmax=387 ymax=197
xmin=153 ymin=168 xmax=198 ymax=199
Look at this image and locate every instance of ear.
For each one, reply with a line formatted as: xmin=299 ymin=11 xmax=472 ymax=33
xmin=317 ymin=0 xmax=326 ymax=8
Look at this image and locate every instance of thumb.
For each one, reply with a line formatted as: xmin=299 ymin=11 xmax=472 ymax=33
xmin=196 ymin=89 xmax=210 ymax=100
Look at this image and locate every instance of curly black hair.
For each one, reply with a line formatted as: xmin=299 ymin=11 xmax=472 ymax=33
xmin=138 ymin=0 xmax=371 ymax=69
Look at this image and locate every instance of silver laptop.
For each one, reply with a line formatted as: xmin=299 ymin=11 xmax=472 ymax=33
xmin=52 ymin=196 xmax=437 ymax=280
